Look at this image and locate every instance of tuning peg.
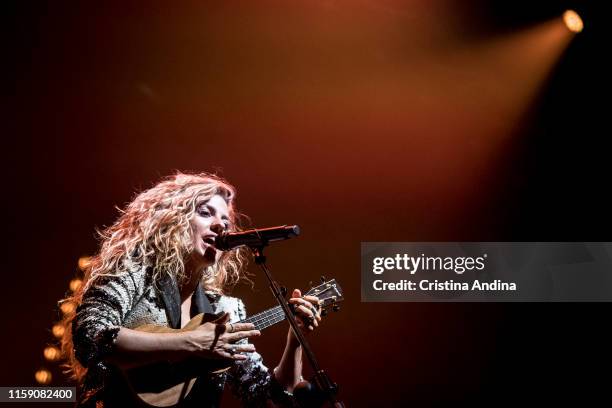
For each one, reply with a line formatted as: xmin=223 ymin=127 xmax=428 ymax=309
xmin=332 ymin=304 xmax=340 ymax=312
xmin=320 ymin=275 xmax=327 ymax=283
xmin=321 ymin=309 xmax=328 ymax=317
xmin=280 ymin=286 xmax=287 ymax=297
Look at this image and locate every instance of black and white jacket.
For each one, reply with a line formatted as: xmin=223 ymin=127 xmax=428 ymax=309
xmin=72 ymin=260 xmax=292 ymax=407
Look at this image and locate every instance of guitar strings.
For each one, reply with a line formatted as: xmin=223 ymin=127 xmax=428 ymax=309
xmin=248 ymin=309 xmax=286 ymax=330
xmin=241 ymin=293 xmax=332 ymax=330
xmin=244 ymin=306 xmax=282 ymax=325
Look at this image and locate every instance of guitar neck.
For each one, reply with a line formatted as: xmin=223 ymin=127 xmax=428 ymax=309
xmin=242 ymin=305 xmax=286 ymax=331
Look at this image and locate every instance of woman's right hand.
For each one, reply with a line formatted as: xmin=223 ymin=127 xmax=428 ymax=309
xmin=182 ymin=314 xmax=261 ymax=361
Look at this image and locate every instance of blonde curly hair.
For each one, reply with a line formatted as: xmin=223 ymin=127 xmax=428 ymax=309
xmin=61 ymin=171 xmax=249 ymax=381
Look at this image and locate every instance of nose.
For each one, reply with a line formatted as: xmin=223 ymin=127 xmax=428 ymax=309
xmin=210 ymin=219 xmax=225 ymax=235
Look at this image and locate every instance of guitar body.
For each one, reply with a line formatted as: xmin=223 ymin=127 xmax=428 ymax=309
xmin=108 ymin=279 xmax=343 ymax=408
xmin=111 ymin=313 xmax=231 ymax=408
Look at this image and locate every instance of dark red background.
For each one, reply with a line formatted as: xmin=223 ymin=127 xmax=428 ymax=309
xmin=5 ymin=1 xmax=610 ymax=406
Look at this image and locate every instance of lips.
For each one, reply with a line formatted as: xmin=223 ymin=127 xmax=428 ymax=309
xmin=202 ymin=236 xmax=217 ymax=248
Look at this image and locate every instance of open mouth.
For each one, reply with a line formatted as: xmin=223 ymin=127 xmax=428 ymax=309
xmin=202 ymin=236 xmax=217 ymax=249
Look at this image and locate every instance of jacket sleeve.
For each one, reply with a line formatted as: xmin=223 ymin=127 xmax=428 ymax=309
xmin=72 ymin=263 xmax=149 ymax=368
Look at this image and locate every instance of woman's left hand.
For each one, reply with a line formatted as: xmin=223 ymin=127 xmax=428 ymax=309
xmin=288 ymin=289 xmax=322 ymax=338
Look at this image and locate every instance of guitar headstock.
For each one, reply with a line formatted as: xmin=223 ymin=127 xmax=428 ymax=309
xmin=304 ymin=278 xmax=344 ymax=313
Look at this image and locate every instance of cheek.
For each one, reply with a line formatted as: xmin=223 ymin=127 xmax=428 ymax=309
xmin=192 ymin=218 xmax=211 ymax=234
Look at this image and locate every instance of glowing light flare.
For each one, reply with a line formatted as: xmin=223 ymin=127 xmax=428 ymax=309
xmin=60 ymin=301 xmax=75 ymax=315
xmin=52 ymin=324 xmax=65 ymax=338
xmin=43 ymin=346 xmax=61 ymax=361
xmin=35 ymin=369 xmax=52 ymax=384
xmin=69 ymin=279 xmax=82 ymax=292
xmin=78 ymin=256 xmax=92 ymax=271
xmin=563 ymin=10 xmax=583 ymax=33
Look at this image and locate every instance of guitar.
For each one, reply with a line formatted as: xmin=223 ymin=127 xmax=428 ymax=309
xmin=111 ymin=279 xmax=344 ymax=407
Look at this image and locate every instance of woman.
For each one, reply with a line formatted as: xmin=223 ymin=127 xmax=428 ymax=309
xmin=61 ymin=172 xmax=322 ymax=407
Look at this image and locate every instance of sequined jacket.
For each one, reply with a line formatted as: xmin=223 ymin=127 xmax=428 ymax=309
xmin=72 ymin=260 xmax=293 ymax=407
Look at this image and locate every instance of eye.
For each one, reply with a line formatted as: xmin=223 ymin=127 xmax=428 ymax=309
xmin=197 ymin=205 xmax=211 ymax=217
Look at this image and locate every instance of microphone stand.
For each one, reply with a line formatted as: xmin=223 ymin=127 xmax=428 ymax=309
xmin=250 ymin=245 xmax=345 ymax=408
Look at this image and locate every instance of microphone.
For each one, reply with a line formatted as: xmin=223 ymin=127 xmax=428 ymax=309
xmin=215 ymin=225 xmax=301 ymax=251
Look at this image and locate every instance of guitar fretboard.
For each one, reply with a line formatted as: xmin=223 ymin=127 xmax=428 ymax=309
xmin=242 ymin=306 xmax=286 ymax=331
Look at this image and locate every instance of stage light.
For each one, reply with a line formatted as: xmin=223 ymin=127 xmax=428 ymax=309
xmin=51 ymin=324 xmax=65 ymax=338
xmin=35 ymin=369 xmax=52 ymax=384
xmin=69 ymin=278 xmax=83 ymax=292
xmin=60 ymin=301 xmax=75 ymax=315
xmin=43 ymin=346 xmax=61 ymax=362
xmin=78 ymin=256 xmax=91 ymax=271
xmin=563 ymin=10 xmax=583 ymax=33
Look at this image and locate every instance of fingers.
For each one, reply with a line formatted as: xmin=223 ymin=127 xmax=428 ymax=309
xmin=288 ymin=295 xmax=319 ymax=309
xmin=294 ymin=315 xmax=316 ymax=332
xmin=289 ymin=294 xmax=321 ymax=332
xmin=225 ymin=343 xmax=256 ymax=353
xmin=290 ymin=289 xmax=317 ymax=331
xmin=225 ymin=329 xmax=261 ymax=343
xmin=290 ymin=290 xmax=322 ymax=309
xmin=289 ymin=296 xmax=322 ymax=323
xmin=190 ymin=320 xmax=260 ymax=360
xmin=295 ymin=305 xmax=320 ymax=327
xmin=222 ymin=343 xmax=256 ymax=360
xmin=303 ymin=295 xmax=321 ymax=308
xmin=225 ymin=322 xmax=256 ymax=334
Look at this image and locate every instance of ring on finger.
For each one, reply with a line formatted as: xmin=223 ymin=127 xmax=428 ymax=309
xmin=228 ymin=323 xmax=234 ymax=333
xmin=227 ymin=345 xmax=237 ymax=355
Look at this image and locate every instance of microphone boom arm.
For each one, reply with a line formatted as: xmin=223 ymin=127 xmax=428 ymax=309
xmin=249 ymin=244 xmax=344 ymax=408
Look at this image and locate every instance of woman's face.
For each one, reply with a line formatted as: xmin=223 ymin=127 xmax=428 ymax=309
xmin=190 ymin=194 xmax=231 ymax=267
